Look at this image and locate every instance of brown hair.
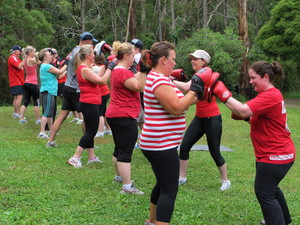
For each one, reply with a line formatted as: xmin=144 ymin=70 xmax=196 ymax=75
xmin=250 ymin=61 xmax=284 ymax=84
xmin=141 ymin=41 xmax=175 ymax=68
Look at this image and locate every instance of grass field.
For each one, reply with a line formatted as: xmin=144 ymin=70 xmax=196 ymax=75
xmin=0 ymin=100 xmax=299 ymax=225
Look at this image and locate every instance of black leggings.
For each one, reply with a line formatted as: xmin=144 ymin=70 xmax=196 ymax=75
xmin=23 ymin=83 xmax=39 ymax=107
xmin=255 ymin=161 xmax=294 ymax=225
xmin=179 ymin=115 xmax=225 ymax=167
xmin=141 ymin=148 xmax=179 ymax=223
xmin=107 ymin=117 xmax=138 ymax=163
xmin=78 ymin=102 xmax=100 ymax=148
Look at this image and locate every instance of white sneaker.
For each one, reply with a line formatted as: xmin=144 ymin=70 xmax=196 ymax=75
xmin=12 ymin=113 xmax=21 ymax=119
xmin=68 ymin=157 xmax=82 ymax=168
xmin=35 ymin=119 xmax=41 ymax=124
xmin=179 ymin=177 xmax=187 ymax=185
xmin=46 ymin=141 xmax=58 ymax=148
xmin=37 ymin=132 xmax=49 ymax=139
xmin=76 ymin=119 xmax=83 ymax=125
xmin=69 ymin=118 xmax=79 ymax=123
xmin=220 ymin=180 xmax=231 ymax=191
xmin=95 ymin=131 xmax=104 ymax=138
xmin=120 ymin=184 xmax=144 ymax=194
xmin=104 ymin=130 xmax=112 ymax=135
xmin=87 ymin=157 xmax=103 ymax=164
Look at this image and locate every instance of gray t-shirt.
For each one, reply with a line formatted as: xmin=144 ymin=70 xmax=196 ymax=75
xmin=64 ymin=45 xmax=80 ymax=92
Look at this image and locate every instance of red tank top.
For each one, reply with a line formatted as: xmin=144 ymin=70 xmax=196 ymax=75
xmin=77 ymin=65 xmax=101 ymax=105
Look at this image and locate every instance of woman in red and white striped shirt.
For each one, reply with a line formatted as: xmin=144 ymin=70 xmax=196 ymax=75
xmin=140 ymin=41 xmax=204 ymax=225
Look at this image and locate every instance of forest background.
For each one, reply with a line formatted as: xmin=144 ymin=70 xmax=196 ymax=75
xmin=0 ymin=0 xmax=299 ymax=105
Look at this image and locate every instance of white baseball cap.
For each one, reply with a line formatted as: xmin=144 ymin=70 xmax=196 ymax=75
xmin=189 ymin=50 xmax=211 ymax=64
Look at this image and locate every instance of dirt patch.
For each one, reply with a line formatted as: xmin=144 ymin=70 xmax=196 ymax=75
xmin=285 ymin=99 xmax=300 ymax=109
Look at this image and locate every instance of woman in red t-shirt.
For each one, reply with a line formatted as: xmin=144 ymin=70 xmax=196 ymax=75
xmin=214 ymin=61 xmax=296 ymax=225
xmin=67 ymin=45 xmax=112 ymax=168
xmin=173 ymin=50 xmax=230 ymax=191
xmin=106 ymin=41 xmax=147 ymax=194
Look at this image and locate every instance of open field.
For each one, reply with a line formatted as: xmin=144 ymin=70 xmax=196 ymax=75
xmin=0 ymin=100 xmax=299 ymax=225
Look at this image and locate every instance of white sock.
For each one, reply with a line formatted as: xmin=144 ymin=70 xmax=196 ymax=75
xmin=123 ymin=183 xmax=132 ymax=189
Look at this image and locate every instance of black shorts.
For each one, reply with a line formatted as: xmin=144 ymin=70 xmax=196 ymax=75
xmin=57 ymin=82 xmax=65 ymax=97
xmin=61 ymin=86 xmax=80 ymax=111
xmin=10 ymin=85 xmax=23 ymax=95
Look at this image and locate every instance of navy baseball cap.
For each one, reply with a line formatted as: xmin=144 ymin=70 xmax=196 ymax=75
xmin=10 ymin=45 xmax=22 ymax=52
xmin=80 ymin=32 xmax=98 ymax=42
xmin=131 ymin=39 xmax=143 ymax=49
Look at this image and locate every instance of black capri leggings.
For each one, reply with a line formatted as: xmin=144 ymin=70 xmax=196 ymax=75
xmin=107 ymin=117 xmax=138 ymax=163
xmin=141 ymin=148 xmax=179 ymax=223
xmin=78 ymin=102 xmax=100 ymax=149
xmin=255 ymin=161 xmax=294 ymax=225
xmin=179 ymin=115 xmax=225 ymax=167
xmin=23 ymin=83 xmax=39 ymax=107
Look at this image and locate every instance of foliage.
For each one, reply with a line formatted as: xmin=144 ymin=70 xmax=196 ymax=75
xmin=0 ymin=103 xmax=299 ymax=224
xmin=255 ymin=0 xmax=300 ymax=61
xmin=176 ymin=28 xmax=245 ymax=88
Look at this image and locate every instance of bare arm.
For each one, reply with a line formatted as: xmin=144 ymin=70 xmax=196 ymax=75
xmin=154 ymin=84 xmax=197 ymax=116
xmin=173 ymin=80 xmax=191 ymax=93
xmin=49 ymin=64 xmax=67 ymax=75
xmin=124 ymin=72 xmax=147 ymax=92
xmin=225 ymin=97 xmax=253 ymax=119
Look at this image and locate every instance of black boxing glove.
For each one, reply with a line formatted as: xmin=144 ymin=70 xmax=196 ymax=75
xmin=190 ymin=75 xmax=205 ymax=100
xmin=139 ymin=61 xmax=150 ymax=73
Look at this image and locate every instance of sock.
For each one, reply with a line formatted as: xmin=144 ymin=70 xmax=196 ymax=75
xmin=123 ymin=183 xmax=132 ymax=189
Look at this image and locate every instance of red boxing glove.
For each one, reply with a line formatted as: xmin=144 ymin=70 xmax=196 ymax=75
xmin=107 ymin=54 xmax=116 ymax=62
xmin=194 ymin=67 xmax=213 ymax=101
xmin=213 ymin=81 xmax=232 ymax=103
xmin=170 ymin=69 xmax=188 ymax=82
xmin=206 ymin=71 xmax=220 ymax=102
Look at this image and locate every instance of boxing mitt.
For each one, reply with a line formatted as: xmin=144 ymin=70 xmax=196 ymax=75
xmin=213 ymin=81 xmax=232 ymax=103
xmin=190 ymin=75 xmax=205 ymax=100
xmin=94 ymin=41 xmax=112 ymax=56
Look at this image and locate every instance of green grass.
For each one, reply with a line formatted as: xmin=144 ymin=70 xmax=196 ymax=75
xmin=0 ymin=102 xmax=299 ymax=225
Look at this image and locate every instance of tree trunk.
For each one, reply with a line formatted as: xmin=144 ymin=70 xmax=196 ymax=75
xmin=125 ymin=0 xmax=136 ymax=42
xmin=141 ymin=0 xmax=146 ymax=25
xmin=203 ymin=0 xmax=208 ymax=27
xmin=157 ymin=0 xmax=162 ymax=41
xmin=224 ymin=0 xmax=229 ymax=27
xmin=238 ymin=0 xmax=252 ymax=98
xmin=81 ymin=0 xmax=86 ymax=32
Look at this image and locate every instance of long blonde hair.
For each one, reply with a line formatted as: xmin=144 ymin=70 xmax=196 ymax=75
xmin=74 ymin=44 xmax=94 ymax=71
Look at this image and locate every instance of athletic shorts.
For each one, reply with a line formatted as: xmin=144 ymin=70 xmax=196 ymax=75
xmin=61 ymin=86 xmax=80 ymax=111
xmin=41 ymin=91 xmax=56 ymax=118
xmin=10 ymin=85 xmax=23 ymax=95
xmin=57 ymin=82 xmax=65 ymax=97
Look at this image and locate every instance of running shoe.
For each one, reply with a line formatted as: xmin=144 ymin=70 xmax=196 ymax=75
xmin=19 ymin=119 xmax=28 ymax=124
xmin=69 ymin=118 xmax=79 ymax=123
xmin=46 ymin=141 xmax=58 ymax=148
xmin=220 ymin=180 xmax=231 ymax=191
xmin=12 ymin=113 xmax=21 ymax=119
xmin=178 ymin=177 xmax=187 ymax=185
xmin=144 ymin=220 xmax=156 ymax=225
xmin=76 ymin=120 xmax=83 ymax=125
xmin=35 ymin=119 xmax=41 ymax=124
xmin=104 ymin=130 xmax=112 ymax=135
xmin=95 ymin=131 xmax=104 ymax=138
xmin=120 ymin=184 xmax=144 ymax=194
xmin=37 ymin=132 xmax=49 ymax=139
xmin=68 ymin=157 xmax=82 ymax=168
xmin=87 ymin=157 xmax=103 ymax=164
